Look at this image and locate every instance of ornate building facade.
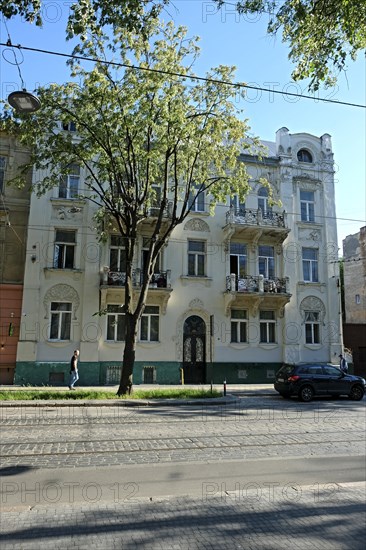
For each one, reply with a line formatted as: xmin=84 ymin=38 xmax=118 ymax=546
xmin=15 ymin=128 xmax=343 ymax=386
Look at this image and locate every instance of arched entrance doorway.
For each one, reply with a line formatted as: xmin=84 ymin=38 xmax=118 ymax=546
xmin=183 ymin=315 xmax=206 ymax=383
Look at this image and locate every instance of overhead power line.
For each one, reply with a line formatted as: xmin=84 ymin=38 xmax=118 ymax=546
xmin=1 ymin=41 xmax=365 ymax=109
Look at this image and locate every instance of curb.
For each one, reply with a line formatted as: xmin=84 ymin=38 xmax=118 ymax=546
xmin=0 ymin=394 xmax=244 ymax=408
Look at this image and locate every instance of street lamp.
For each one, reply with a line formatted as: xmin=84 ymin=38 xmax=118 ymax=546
xmin=8 ymin=90 xmax=41 ymax=113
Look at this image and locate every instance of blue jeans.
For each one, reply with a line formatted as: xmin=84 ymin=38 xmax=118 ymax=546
xmin=69 ymin=370 xmax=79 ymax=388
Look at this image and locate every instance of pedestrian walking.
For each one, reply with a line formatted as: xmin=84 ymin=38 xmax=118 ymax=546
xmin=339 ymin=354 xmax=348 ymax=373
xmin=69 ymin=349 xmax=80 ymax=389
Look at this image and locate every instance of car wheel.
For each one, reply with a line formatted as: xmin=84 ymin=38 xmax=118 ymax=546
xmin=299 ymin=385 xmax=314 ymax=402
xmin=349 ymin=385 xmax=365 ymax=401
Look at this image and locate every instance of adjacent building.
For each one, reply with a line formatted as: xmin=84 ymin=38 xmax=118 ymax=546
xmin=342 ymin=227 xmax=366 ymax=375
xmin=14 ymin=127 xmax=343 ymax=386
xmin=0 ymin=132 xmax=32 ymax=384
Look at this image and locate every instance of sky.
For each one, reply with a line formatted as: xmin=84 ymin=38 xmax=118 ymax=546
xmin=1 ymin=0 xmax=365 ymax=251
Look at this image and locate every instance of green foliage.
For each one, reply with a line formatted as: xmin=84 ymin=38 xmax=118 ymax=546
xmin=0 ymin=388 xmax=222 ymax=400
xmin=227 ymin=0 xmax=366 ymax=91
xmin=2 ymin=20 xmax=257 ymax=227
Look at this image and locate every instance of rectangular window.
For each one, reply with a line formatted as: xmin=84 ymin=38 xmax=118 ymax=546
xmin=106 ymin=305 xmax=125 ymax=341
xmin=230 ymin=243 xmax=247 ymax=278
xmin=0 ymin=156 xmax=6 ymax=194
xmin=50 ymin=302 xmax=72 ymax=340
xmin=62 ymin=121 xmax=77 ymax=132
xmin=110 ymin=235 xmax=126 ymax=272
xmin=189 ymin=186 xmax=205 ymax=212
xmin=149 ymin=184 xmax=162 ymax=216
xmin=305 ymin=311 xmax=320 ymax=344
xmin=142 ymin=237 xmax=161 ymax=275
xmin=260 ymin=310 xmax=276 ymax=343
xmin=53 ymin=230 xmax=76 ymax=269
xmin=258 ymin=245 xmax=275 ymax=279
xmin=355 ymin=294 xmax=361 ymax=304
xmin=302 ymin=248 xmax=318 ymax=282
xmin=300 ymin=190 xmax=315 ymax=222
xmin=230 ymin=195 xmax=245 ymax=215
xmin=59 ymin=163 xmax=80 ymax=199
xmin=188 ymin=240 xmax=206 ymax=276
xmin=140 ymin=306 xmax=159 ymax=342
xmin=231 ymin=309 xmax=247 ymax=343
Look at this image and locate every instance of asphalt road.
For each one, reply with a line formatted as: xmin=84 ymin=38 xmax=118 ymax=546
xmin=1 ymin=392 xmax=365 ymax=549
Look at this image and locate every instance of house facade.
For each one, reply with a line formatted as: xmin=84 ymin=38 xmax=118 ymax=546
xmin=15 ymin=127 xmax=343 ymax=386
xmin=342 ymin=226 xmax=366 ymax=375
xmin=0 ymin=132 xmax=32 ymax=384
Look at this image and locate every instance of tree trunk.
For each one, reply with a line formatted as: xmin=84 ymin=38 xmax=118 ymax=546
xmin=117 ymin=312 xmax=138 ymax=395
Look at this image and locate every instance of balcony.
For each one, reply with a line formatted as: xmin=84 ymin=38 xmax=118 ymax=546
xmin=223 ymin=207 xmax=290 ymax=244
xmin=100 ymin=268 xmax=172 ymax=313
xmin=224 ymin=274 xmax=291 ymax=315
xmin=139 ymin=201 xmax=174 ymax=233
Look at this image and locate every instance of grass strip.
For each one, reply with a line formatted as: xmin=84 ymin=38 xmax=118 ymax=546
xmin=0 ymin=388 xmax=222 ymax=401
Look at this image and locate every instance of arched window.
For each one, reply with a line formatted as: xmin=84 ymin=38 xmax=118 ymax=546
xmin=297 ymin=149 xmax=313 ymax=163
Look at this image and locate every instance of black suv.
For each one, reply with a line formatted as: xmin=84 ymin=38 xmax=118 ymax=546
xmin=274 ymin=363 xmax=365 ymax=402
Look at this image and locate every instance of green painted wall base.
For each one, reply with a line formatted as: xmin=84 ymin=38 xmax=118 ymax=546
xmin=12 ymin=360 xmax=303 ymax=386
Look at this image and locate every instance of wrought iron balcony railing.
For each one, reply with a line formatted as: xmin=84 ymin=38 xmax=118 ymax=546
xmin=102 ymin=268 xmax=171 ymax=288
xmin=226 ymin=274 xmax=290 ymax=294
xmin=226 ymin=207 xmax=287 ymax=228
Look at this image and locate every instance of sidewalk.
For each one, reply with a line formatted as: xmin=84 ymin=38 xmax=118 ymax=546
xmin=0 ymin=384 xmax=275 ymax=407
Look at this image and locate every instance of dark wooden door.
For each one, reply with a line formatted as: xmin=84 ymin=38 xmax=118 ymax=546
xmin=183 ymin=316 xmax=206 ymax=384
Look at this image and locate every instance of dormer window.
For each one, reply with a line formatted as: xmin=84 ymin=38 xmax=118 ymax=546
xmin=297 ymin=149 xmax=313 ymax=163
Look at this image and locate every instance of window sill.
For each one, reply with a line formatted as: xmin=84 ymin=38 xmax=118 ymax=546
xmin=44 ymin=268 xmax=83 ymax=280
xmin=188 ymin=210 xmax=210 ymax=216
xmin=258 ymin=343 xmax=278 ymax=350
xmin=304 ymin=344 xmax=322 ymax=350
xmin=138 ymin=341 xmax=161 ymax=348
xmin=180 ymin=276 xmax=212 ymax=287
xmin=228 ymin=343 xmax=249 ymax=349
xmin=50 ymin=197 xmax=85 ymax=205
xmin=298 ymin=281 xmax=326 ymax=290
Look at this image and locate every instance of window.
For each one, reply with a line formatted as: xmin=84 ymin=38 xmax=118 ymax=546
xmin=110 ymin=235 xmax=126 ymax=272
xmin=140 ymin=306 xmax=159 ymax=341
xmin=300 ymin=190 xmax=315 ymax=222
xmin=59 ymin=163 xmax=80 ymax=199
xmin=297 ymin=149 xmax=313 ymax=163
xmin=106 ymin=305 xmax=125 ymax=341
xmin=258 ymin=187 xmax=272 ymax=217
xmin=323 ymin=365 xmax=341 ymax=376
xmin=62 ymin=121 xmax=77 ymax=132
xmin=231 ymin=309 xmax=247 ymax=343
xmin=230 ymin=194 xmax=245 ymax=215
xmin=188 ymin=240 xmax=206 ymax=276
xmin=189 ymin=185 xmax=205 ymax=212
xmin=53 ymin=230 xmax=76 ymax=269
xmin=0 ymin=156 xmax=6 ymax=194
xmin=149 ymin=184 xmax=162 ymax=216
xmin=302 ymin=248 xmax=318 ymax=282
xmin=50 ymin=302 xmax=72 ymax=340
xmin=305 ymin=311 xmax=320 ymax=343
xmin=355 ymin=294 xmax=361 ymax=304
xmin=260 ymin=310 xmax=276 ymax=343
xmin=142 ymin=237 xmax=161 ymax=275
xmin=230 ymin=243 xmax=247 ymax=278
xmin=258 ymin=245 xmax=275 ymax=279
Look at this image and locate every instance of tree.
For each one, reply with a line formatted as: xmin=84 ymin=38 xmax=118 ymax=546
xmin=0 ymin=0 xmax=166 ymax=36
xmin=216 ymin=0 xmax=366 ymax=91
xmin=1 ymin=19 xmax=265 ymax=395
xmin=1 ymin=0 xmax=365 ymax=90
